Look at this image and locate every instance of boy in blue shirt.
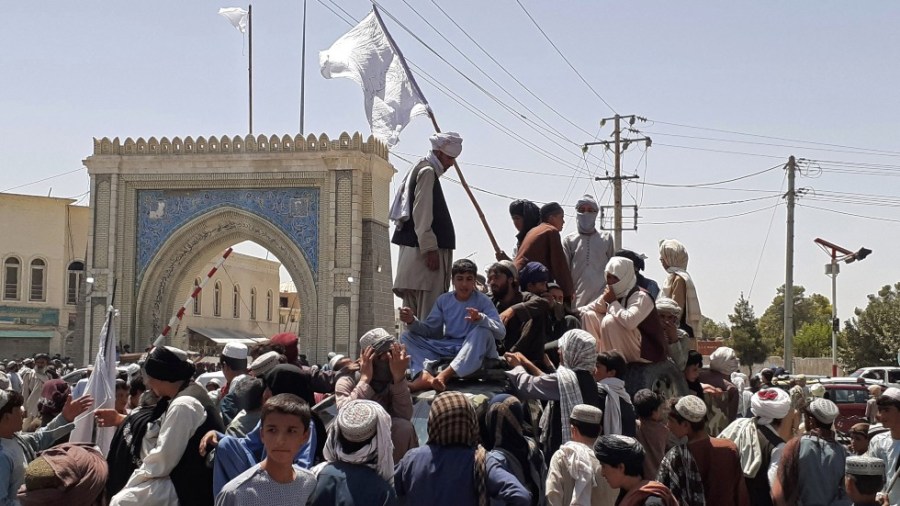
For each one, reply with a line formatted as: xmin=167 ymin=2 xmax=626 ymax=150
xmin=400 ymin=259 xmax=506 ymax=392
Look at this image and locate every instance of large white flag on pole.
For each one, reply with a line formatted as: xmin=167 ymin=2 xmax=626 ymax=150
xmin=219 ymin=7 xmax=249 ymax=33
xmin=319 ymin=9 xmax=429 ymax=147
xmin=70 ymin=306 xmax=118 ymax=456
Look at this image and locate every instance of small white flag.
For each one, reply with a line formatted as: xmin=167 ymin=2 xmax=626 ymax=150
xmin=219 ymin=7 xmax=249 ymax=34
xmin=320 ymin=10 xmax=429 ymax=147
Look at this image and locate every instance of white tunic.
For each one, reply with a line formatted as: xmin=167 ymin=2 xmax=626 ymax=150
xmin=110 ymin=396 xmax=207 ymax=506
xmin=563 ymin=230 xmax=615 ymax=308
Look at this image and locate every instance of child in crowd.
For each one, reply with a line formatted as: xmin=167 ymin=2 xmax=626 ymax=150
xmin=633 ymin=389 xmax=670 ymax=479
xmin=215 ymin=394 xmax=317 ymax=506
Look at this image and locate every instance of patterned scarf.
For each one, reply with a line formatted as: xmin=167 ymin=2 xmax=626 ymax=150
xmin=428 ymin=391 xmax=487 ymax=506
xmin=657 ymin=443 xmax=706 ymax=506
xmin=540 ymin=330 xmax=597 ymax=444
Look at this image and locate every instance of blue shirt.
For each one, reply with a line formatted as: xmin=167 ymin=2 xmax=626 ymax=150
xmin=409 ymin=291 xmax=505 ymax=341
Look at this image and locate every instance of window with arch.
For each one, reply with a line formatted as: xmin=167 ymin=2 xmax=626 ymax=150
xmin=192 ymin=278 xmax=202 ymax=316
xmin=213 ymin=281 xmax=222 ymax=317
xmin=250 ymin=287 xmax=257 ymax=320
xmin=29 ymin=259 xmax=46 ymax=302
xmin=3 ymin=257 xmax=20 ymax=300
xmin=232 ymin=285 xmax=241 ymax=318
xmin=66 ymin=261 xmax=84 ymax=305
xmin=266 ymin=290 xmax=273 ymax=321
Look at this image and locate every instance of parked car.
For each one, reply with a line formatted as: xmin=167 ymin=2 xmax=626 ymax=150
xmin=821 ymin=382 xmax=870 ymax=435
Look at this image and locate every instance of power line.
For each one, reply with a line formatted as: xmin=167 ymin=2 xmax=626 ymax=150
xmin=799 ymin=203 xmax=900 ymax=224
xmin=641 ymin=194 xmax=780 ymax=210
xmin=514 ymin=0 xmax=616 ymax=114
xmin=653 ymin=142 xmax=788 ymax=160
xmin=634 ymin=163 xmax=783 ymax=188
xmin=747 ymin=171 xmax=788 ymax=299
xmin=643 ymin=131 xmax=900 ymax=158
xmin=639 ymin=203 xmax=782 ymax=225
xmin=2 ymin=167 xmax=85 ymax=193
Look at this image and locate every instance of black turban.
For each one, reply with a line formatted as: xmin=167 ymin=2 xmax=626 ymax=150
xmin=539 ymin=202 xmax=563 ymax=222
xmin=593 ymin=434 xmax=644 ymax=470
xmin=614 ymin=249 xmax=646 ymax=272
xmin=144 ymin=346 xmax=195 ymax=383
xmin=510 ymin=200 xmax=541 ymax=247
xmin=685 ymin=350 xmax=703 ymax=368
xmin=263 ymin=364 xmax=314 ymax=407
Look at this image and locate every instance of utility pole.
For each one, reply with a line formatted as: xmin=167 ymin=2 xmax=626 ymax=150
xmin=584 ymin=115 xmax=650 ymax=250
xmin=784 ymin=155 xmax=796 ymax=372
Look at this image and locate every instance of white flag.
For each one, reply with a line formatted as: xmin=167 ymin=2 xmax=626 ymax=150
xmin=69 ymin=306 xmax=118 ymax=456
xmin=219 ymin=7 xmax=249 ymax=34
xmin=320 ymin=10 xmax=429 ymax=147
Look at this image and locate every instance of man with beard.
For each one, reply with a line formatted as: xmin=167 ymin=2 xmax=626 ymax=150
xmin=514 ymin=202 xmax=575 ymax=305
xmin=563 ymin=195 xmax=614 ymax=308
xmin=333 ymin=328 xmax=418 ymax=462
xmin=488 ymin=260 xmax=550 ymax=368
xmin=20 ymin=354 xmax=51 ymax=430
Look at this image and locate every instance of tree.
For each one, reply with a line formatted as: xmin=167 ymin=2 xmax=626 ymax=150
xmin=729 ymin=293 xmax=768 ymax=373
xmin=701 ymin=316 xmax=730 ymax=339
xmin=758 ymin=285 xmax=833 ymax=357
xmin=839 ymin=283 xmax=900 ymax=371
xmin=793 ymin=321 xmax=833 ymax=358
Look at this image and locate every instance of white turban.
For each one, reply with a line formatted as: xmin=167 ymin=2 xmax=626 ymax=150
xmin=710 ymin=347 xmax=740 ymax=375
xmin=429 ymin=132 xmax=463 ymax=158
xmin=605 ymin=257 xmax=637 ymax=299
xmin=751 ymin=388 xmax=791 ymax=425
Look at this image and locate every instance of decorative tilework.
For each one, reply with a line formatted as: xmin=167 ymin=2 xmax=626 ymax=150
xmin=136 ymin=188 xmax=319 ymax=277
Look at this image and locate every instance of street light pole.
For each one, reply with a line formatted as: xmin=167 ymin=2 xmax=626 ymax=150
xmin=814 ymin=238 xmax=872 ymax=377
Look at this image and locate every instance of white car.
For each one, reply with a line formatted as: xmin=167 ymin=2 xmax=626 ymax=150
xmin=850 ymin=366 xmax=900 ymax=387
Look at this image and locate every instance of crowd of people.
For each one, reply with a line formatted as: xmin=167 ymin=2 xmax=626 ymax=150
xmin=0 ymin=132 xmax=896 ymax=505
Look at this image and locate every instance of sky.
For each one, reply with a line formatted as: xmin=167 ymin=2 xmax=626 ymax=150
xmin=3 ymin=1 xmax=900 ymax=327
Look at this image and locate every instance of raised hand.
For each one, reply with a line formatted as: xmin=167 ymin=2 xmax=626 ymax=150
xmin=398 ymin=307 xmax=415 ymax=324
xmin=358 ymin=346 xmax=376 ymax=384
xmin=62 ymin=394 xmax=93 ymax=423
xmin=464 ymin=307 xmax=482 ymax=323
xmin=95 ymin=408 xmax=126 ymax=428
xmin=389 ymin=343 xmax=411 ymax=382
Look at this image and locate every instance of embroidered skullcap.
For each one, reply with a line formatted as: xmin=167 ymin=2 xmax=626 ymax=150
xmin=709 ymin=347 xmax=740 ymax=375
xmin=336 ymin=399 xmax=380 ymax=442
xmin=221 ymin=342 xmax=248 ymax=360
xmin=570 ymin=404 xmax=603 ymax=425
xmin=655 ymin=297 xmax=682 ymax=317
xmin=614 ymin=249 xmax=647 ymax=272
xmin=675 ymin=395 xmax=708 ymax=423
xmin=881 ymin=387 xmax=900 ymax=403
xmin=539 ymin=202 xmax=563 ymax=221
xmin=808 ymin=398 xmax=840 ymax=425
xmin=18 ymin=443 xmax=107 ymax=506
xmin=846 ymin=455 xmax=885 ymax=477
xmin=868 ymin=384 xmax=883 ymax=395
xmin=751 ymin=388 xmax=791 ymax=425
xmin=605 ymin=257 xmax=637 ymax=298
xmin=593 ymin=435 xmax=644 ymax=469
xmin=518 ymin=261 xmax=549 ymax=289
xmin=427 ymin=391 xmax=477 ymax=447
xmin=558 ymin=329 xmax=598 ymax=372
xmin=849 ymin=422 xmax=870 ymax=437
xmin=359 ymin=328 xmax=396 ymax=354
xmin=144 ymin=346 xmax=195 ymax=382
xmin=429 ymin=132 xmax=463 ymax=158
xmin=250 ymin=351 xmax=280 ymax=377
xmin=489 ymin=260 xmax=518 ymax=283
xmin=575 ymin=195 xmax=599 ymax=212
xmin=328 ymin=354 xmax=346 ymax=371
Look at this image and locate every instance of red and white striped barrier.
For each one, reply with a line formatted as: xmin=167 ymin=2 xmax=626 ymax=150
xmin=153 ymin=247 xmax=234 ymax=347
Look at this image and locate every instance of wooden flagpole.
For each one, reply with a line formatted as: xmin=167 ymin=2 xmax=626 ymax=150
xmin=372 ymin=5 xmax=501 ymax=255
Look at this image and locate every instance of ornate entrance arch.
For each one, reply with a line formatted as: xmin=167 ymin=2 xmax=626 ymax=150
xmin=79 ymin=133 xmax=396 ymax=365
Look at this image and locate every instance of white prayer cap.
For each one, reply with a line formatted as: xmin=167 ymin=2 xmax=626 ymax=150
xmin=675 ymin=395 xmax=708 ymax=423
xmin=881 ymin=387 xmax=900 ymax=402
xmin=328 ymin=354 xmax=346 ymax=371
xmin=429 ymin=132 xmax=463 ymax=158
xmin=570 ymin=404 xmax=603 ymax=425
xmin=655 ymin=297 xmax=682 ymax=317
xmin=250 ymin=351 xmax=280 ymax=377
xmin=222 ymin=342 xmax=248 ymax=360
xmin=751 ymin=388 xmax=791 ymax=425
xmin=337 ymin=400 xmax=381 ymax=442
xmin=359 ymin=328 xmax=396 ymax=354
xmin=846 ymin=455 xmax=885 ymax=476
xmin=809 ymin=383 xmax=825 ymax=398
xmin=808 ymin=398 xmax=839 ymax=425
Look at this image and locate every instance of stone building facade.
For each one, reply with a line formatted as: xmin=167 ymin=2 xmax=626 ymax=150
xmin=0 ymin=194 xmax=89 ymax=359
xmin=79 ymin=132 xmax=395 ymax=365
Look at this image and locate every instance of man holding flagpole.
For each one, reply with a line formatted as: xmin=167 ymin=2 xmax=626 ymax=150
xmin=390 ymin=133 xmax=462 ymax=320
